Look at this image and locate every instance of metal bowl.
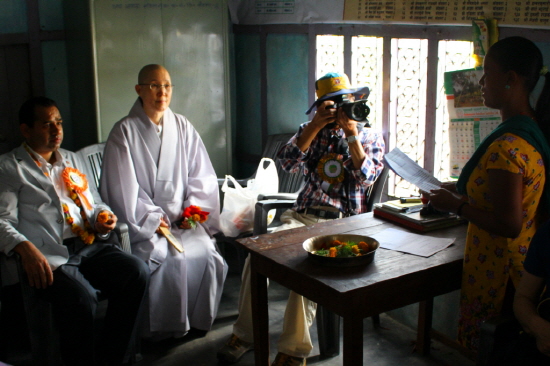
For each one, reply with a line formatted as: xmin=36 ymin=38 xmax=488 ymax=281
xmin=303 ymin=234 xmax=379 ymax=267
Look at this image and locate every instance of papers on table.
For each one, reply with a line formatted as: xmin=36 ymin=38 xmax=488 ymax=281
xmin=370 ymin=228 xmax=455 ymax=257
xmin=380 ymin=199 xmax=424 ymax=213
xmin=383 ymin=148 xmax=442 ymax=192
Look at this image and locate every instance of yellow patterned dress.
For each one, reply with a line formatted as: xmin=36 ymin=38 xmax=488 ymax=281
xmin=458 ymin=132 xmax=546 ymax=350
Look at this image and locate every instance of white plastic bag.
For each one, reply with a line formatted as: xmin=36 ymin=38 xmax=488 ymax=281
xmin=219 ymin=175 xmax=257 ymax=237
xmin=219 ymin=158 xmax=279 ymax=237
xmin=247 ymin=157 xmax=279 ymax=197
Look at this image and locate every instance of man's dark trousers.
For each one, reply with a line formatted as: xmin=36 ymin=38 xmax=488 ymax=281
xmin=40 ymin=238 xmax=149 ymax=365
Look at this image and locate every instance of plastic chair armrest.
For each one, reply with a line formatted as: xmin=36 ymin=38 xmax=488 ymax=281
xmin=253 ymin=200 xmax=295 ymax=236
xmin=114 ymin=222 xmax=131 ymax=254
xmin=257 ymin=193 xmax=299 ymax=201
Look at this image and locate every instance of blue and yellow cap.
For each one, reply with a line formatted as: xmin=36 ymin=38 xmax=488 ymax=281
xmin=305 ymin=72 xmax=370 ymax=114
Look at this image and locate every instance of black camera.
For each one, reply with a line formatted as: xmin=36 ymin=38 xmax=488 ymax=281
xmin=324 ymin=94 xmax=371 ymax=129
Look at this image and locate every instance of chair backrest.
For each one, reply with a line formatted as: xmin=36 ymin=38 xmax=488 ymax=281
xmin=76 ymin=143 xmax=106 ymax=190
xmin=261 ymin=133 xmax=305 ymax=194
xmin=365 ymin=164 xmax=389 ymax=212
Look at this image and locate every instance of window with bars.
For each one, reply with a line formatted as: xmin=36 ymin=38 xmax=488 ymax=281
xmin=316 ymin=35 xmax=474 ymax=197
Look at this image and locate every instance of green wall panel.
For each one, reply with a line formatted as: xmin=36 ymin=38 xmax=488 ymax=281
xmin=39 ymin=0 xmax=64 ymax=31
xmin=266 ymin=34 xmax=308 ymax=136
xmin=42 ymin=40 xmax=73 ymax=150
xmin=0 ymin=0 xmax=27 ymax=33
xmin=234 ymin=33 xmax=261 ymax=177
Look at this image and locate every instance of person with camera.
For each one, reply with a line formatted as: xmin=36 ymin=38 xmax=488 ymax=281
xmin=217 ymin=73 xmax=385 ymax=366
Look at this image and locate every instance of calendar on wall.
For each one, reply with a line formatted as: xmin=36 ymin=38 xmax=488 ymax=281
xmin=444 ymin=68 xmax=501 ymax=178
xmin=448 ymin=118 xmax=502 ymax=178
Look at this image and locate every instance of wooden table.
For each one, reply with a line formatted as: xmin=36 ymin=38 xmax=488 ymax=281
xmin=236 ymin=212 xmax=467 ymax=366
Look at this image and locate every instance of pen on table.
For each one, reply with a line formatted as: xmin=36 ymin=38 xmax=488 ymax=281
xmin=400 ymin=197 xmax=422 ymax=203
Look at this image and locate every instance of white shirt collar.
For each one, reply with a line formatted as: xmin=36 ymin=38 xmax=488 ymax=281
xmin=151 ymin=116 xmax=163 ymax=136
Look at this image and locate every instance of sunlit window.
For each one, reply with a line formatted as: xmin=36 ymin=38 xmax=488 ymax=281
xmin=352 ymin=36 xmax=383 ymax=130
xmin=435 ymin=41 xmax=475 ymax=182
xmin=316 ymin=35 xmax=344 ymax=78
xmin=316 ymin=35 xmax=474 ymax=197
xmin=390 ymin=38 xmax=428 ymax=197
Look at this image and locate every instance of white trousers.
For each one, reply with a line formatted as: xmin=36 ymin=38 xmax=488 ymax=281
xmin=232 ymin=209 xmax=334 ymax=358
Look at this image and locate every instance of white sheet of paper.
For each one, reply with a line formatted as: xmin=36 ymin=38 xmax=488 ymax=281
xmin=370 ymin=228 xmax=455 ymax=257
xmin=384 ymin=148 xmax=442 ymax=192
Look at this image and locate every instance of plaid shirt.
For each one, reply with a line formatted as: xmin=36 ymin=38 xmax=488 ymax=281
xmin=278 ymin=122 xmax=385 ymax=215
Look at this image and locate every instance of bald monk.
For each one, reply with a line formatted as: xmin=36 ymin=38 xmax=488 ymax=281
xmin=100 ymin=64 xmax=227 ymax=340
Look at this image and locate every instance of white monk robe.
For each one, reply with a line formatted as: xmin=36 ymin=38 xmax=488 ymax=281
xmin=100 ymin=98 xmax=227 ymax=337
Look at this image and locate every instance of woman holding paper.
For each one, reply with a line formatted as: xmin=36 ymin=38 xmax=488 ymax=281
xmin=429 ymin=36 xmax=550 ymax=351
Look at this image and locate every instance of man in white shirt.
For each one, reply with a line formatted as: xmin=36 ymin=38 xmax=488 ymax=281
xmin=0 ymin=97 xmax=149 ymax=365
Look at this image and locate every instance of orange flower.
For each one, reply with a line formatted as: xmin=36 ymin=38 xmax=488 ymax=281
xmin=97 ymin=211 xmax=111 ymax=224
xmin=83 ymin=232 xmax=95 ymax=245
xmin=179 ymin=205 xmax=210 ymax=229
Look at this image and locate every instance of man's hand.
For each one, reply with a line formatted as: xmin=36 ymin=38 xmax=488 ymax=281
xmin=337 ymin=108 xmax=359 ymax=138
xmin=13 ymin=241 xmax=53 ymax=289
xmin=95 ymin=210 xmax=118 ymax=234
xmin=310 ymin=100 xmax=337 ymax=129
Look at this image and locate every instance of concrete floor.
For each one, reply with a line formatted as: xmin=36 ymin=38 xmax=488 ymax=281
xmin=137 ymin=244 xmax=476 ymax=366
xmin=0 ymin=244 xmax=476 ymax=366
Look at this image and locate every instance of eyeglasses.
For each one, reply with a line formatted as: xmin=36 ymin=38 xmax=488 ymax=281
xmin=139 ymin=83 xmax=173 ymax=91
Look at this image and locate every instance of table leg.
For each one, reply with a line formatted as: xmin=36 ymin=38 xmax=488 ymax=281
xmin=417 ymin=298 xmax=434 ymax=355
xmin=250 ymin=255 xmax=270 ymax=366
xmin=343 ymin=316 xmax=363 ymax=366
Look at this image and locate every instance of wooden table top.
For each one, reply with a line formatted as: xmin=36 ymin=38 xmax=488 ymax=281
xmin=237 ymin=212 xmax=467 ymax=318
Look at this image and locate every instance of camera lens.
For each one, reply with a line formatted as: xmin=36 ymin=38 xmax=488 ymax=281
xmin=350 ymin=103 xmax=370 ymax=121
xmin=342 ymin=100 xmax=370 ymax=121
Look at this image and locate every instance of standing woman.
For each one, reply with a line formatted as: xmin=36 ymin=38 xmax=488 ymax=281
xmin=429 ymin=36 xmax=550 ymax=351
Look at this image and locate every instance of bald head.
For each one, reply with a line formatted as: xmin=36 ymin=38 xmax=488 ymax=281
xmin=138 ymin=64 xmax=168 ymax=84
xmin=135 ymin=64 xmax=172 ymax=124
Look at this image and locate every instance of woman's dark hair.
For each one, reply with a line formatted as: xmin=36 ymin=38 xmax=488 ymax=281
xmin=487 ymin=36 xmax=550 ymax=139
xmin=18 ymin=96 xmax=57 ymax=127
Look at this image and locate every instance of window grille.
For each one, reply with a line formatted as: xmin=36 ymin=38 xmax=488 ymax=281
xmin=317 ymin=35 xmax=474 ymax=197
